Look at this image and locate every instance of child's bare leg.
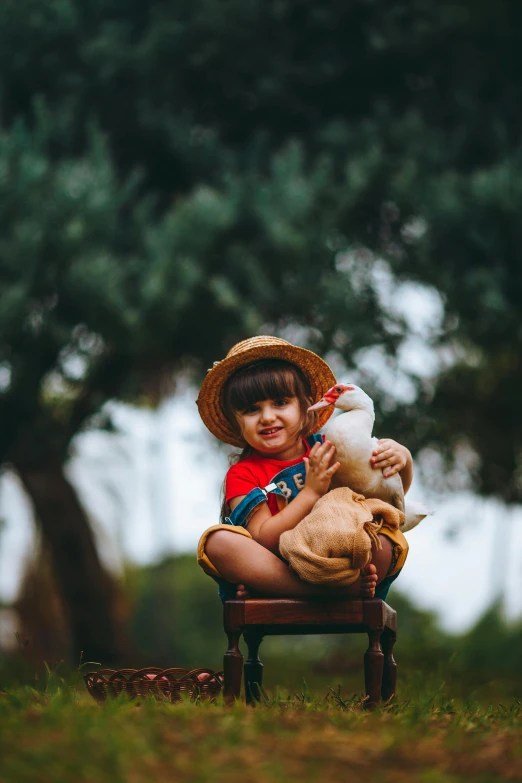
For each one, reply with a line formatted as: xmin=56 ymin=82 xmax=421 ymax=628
xmin=371 ymin=534 xmax=394 ymax=584
xmin=205 ymin=531 xmax=378 ymax=598
xmin=236 ymin=565 xmax=378 ymax=599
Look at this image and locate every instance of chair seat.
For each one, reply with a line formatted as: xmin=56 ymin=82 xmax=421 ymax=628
xmin=223 ymin=597 xmax=397 ymax=708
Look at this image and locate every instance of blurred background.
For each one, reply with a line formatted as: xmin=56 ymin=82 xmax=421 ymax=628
xmin=1 ymin=0 xmax=522 ymax=698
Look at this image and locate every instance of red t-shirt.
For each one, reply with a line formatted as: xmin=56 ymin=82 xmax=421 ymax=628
xmin=225 ymin=440 xmax=312 ymax=516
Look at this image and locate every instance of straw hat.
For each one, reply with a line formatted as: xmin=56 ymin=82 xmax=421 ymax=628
xmin=197 ymin=336 xmax=337 ymax=447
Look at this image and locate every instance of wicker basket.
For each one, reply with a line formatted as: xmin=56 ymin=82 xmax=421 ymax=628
xmin=84 ymin=667 xmax=223 ymax=704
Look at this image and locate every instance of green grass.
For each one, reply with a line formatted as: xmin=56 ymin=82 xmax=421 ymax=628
xmin=1 ymin=672 xmax=521 ymax=783
xmin=4 ymin=561 xmax=522 ymax=782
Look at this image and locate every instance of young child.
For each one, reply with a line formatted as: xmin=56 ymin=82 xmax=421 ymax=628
xmin=197 ymin=336 xmax=411 ymax=601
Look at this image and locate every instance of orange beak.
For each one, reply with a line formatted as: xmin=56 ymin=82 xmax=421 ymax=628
xmin=308 ymin=397 xmax=334 ymax=412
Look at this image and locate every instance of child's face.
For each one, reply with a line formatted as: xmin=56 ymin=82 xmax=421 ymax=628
xmin=234 ymin=396 xmax=303 ymax=457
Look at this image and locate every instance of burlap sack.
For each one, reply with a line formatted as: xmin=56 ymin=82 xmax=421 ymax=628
xmin=279 ymin=487 xmax=404 ymax=587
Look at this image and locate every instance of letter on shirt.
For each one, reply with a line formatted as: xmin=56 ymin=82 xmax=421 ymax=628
xmin=293 ymin=472 xmax=305 ymax=491
xmin=276 ymin=480 xmax=292 ymax=499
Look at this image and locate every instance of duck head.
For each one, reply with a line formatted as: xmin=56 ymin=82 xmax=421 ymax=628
xmin=308 ymin=383 xmax=375 ymax=416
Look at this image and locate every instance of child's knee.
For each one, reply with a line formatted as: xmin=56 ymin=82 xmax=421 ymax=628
xmin=371 ymin=534 xmax=394 ymax=584
xmin=205 ymin=529 xmax=232 ymax=562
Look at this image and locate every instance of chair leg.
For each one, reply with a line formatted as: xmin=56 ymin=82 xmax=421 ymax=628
xmin=223 ymin=631 xmax=243 ymax=704
xmin=364 ymin=629 xmax=384 ymax=709
xmin=244 ymin=632 xmax=264 ymax=705
xmin=381 ymin=629 xmax=397 ymax=702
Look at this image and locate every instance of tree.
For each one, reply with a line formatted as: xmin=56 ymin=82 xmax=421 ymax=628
xmin=0 ymin=113 xmax=393 ymax=660
xmin=2 ymin=0 xmax=522 ymax=658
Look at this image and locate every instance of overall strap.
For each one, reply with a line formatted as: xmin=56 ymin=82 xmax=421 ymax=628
xmin=305 ymin=433 xmax=324 ymax=448
xmin=224 ymin=485 xmax=286 ymax=528
xmin=224 ymin=435 xmax=324 ymax=527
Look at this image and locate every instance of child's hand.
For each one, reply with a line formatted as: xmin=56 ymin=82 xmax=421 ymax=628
xmin=303 ymin=440 xmax=340 ymax=498
xmin=370 ymin=439 xmax=410 ymax=478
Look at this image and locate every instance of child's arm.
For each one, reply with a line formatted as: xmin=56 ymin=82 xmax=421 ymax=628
xmin=370 ymin=439 xmax=413 ymax=492
xmin=229 ymin=440 xmax=339 ymax=554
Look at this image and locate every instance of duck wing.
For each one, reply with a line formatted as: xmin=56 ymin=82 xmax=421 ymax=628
xmin=328 ymin=427 xmax=406 ymax=509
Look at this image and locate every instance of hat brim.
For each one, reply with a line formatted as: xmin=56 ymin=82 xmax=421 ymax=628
xmin=197 ymin=339 xmax=337 ymax=447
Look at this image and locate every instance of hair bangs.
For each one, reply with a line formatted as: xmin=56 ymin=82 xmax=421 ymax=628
xmin=225 ymin=360 xmax=303 ymax=413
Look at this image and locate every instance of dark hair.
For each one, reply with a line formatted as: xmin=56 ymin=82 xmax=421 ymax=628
xmin=219 ymin=359 xmax=317 ymax=523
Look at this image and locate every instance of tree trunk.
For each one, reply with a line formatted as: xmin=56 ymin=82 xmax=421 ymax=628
xmin=16 ymin=461 xmax=131 ymax=664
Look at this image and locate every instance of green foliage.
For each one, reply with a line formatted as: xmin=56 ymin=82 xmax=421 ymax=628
xmin=125 ymin=554 xmax=225 ymax=671
xmin=458 ymin=604 xmax=522 ymax=678
xmin=2 ymin=0 xmax=522 ymax=496
xmin=0 ymin=111 xmax=393 ymax=468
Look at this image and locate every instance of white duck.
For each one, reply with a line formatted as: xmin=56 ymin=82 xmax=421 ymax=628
xmin=309 ymin=383 xmax=428 ymax=532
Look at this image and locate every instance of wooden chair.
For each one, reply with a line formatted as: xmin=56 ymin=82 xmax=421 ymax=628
xmin=223 ymin=597 xmax=397 ymax=708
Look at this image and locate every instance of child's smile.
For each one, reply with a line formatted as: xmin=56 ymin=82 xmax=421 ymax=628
xmin=235 ymin=397 xmax=305 ymax=460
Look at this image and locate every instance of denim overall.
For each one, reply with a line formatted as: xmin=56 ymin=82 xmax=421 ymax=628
xmin=214 ymin=434 xmax=399 ymax=601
